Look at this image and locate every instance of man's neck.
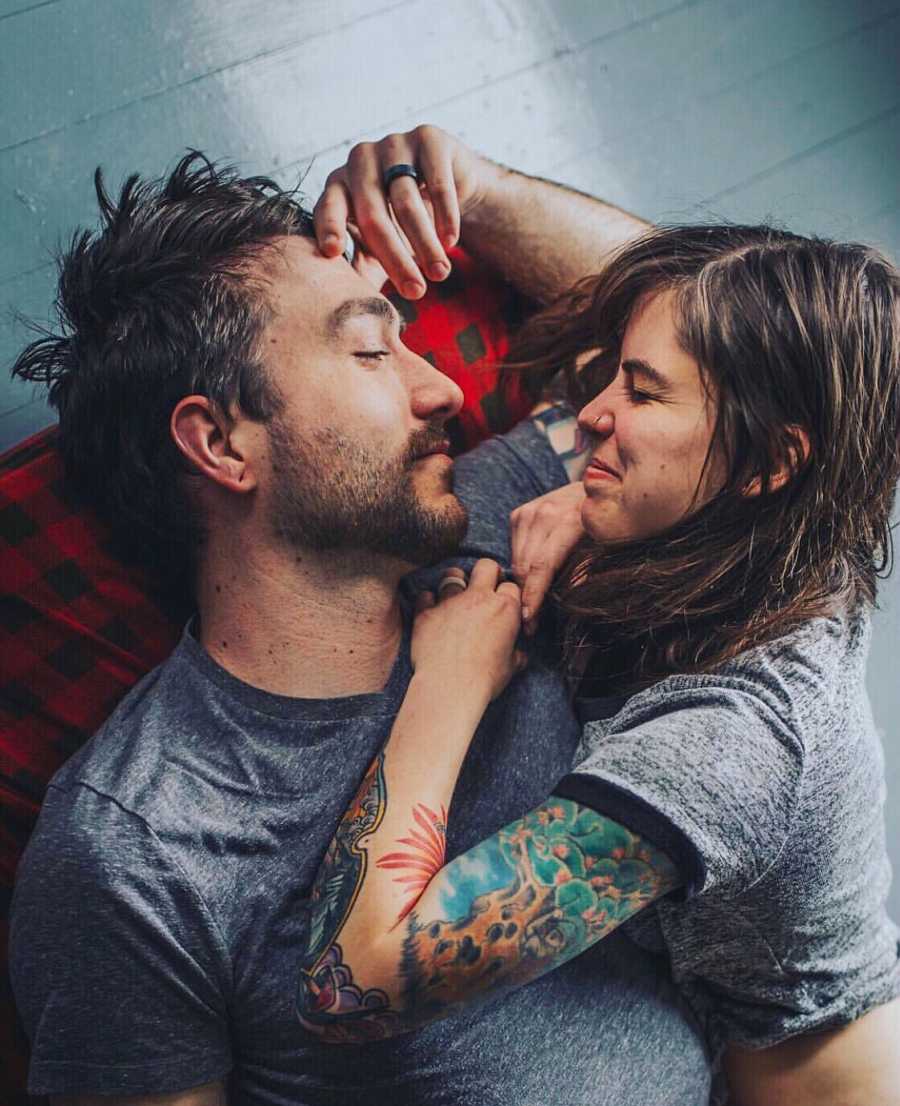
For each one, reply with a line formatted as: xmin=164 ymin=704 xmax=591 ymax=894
xmin=196 ymin=544 xmax=408 ymax=700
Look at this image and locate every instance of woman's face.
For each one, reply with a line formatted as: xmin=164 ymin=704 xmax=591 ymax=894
xmin=577 ymin=289 xmax=723 ymax=542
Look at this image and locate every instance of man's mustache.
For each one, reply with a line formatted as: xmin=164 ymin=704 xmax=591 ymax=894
xmin=405 ymin=423 xmax=452 ymax=465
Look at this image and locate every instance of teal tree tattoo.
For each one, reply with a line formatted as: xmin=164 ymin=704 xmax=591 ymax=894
xmin=297 ymin=780 xmax=679 ymax=1041
xmin=398 ymin=799 xmax=678 ymax=1024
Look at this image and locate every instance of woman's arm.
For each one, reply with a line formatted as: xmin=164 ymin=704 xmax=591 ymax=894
xmin=296 ymin=561 xmax=680 ymax=1043
xmin=724 ymin=998 xmax=900 ymax=1106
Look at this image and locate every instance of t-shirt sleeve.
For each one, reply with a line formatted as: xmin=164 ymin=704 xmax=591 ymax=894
xmin=9 ymin=782 xmax=232 ymax=1098
xmin=554 ymin=680 xmax=806 ymax=900
xmin=403 ymin=412 xmax=570 ymax=597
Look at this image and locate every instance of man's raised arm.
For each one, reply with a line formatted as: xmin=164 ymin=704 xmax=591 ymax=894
xmin=314 ymin=124 xmax=650 ymax=305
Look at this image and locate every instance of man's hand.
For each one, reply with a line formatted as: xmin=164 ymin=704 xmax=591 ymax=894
xmin=316 ymin=123 xmax=649 ymax=306
xmin=510 ymin=483 xmax=587 ymax=634
xmin=314 ymin=125 xmax=498 ymax=300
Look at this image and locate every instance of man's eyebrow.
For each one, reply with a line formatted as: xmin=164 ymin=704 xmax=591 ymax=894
xmin=326 ymin=297 xmax=406 ymax=338
xmin=622 ymin=358 xmax=670 ymax=389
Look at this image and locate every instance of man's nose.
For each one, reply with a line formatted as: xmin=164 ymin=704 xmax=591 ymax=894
xmin=408 ymin=353 xmax=464 ymax=422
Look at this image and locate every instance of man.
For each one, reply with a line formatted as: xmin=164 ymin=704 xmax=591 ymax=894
xmin=9 ymin=127 xmax=712 ymax=1105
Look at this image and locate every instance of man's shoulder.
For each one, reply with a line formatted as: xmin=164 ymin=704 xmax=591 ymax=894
xmin=51 ymin=643 xmax=187 ymax=803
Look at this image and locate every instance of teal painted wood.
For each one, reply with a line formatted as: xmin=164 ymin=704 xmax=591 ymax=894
xmin=0 ymin=0 xmax=406 ymax=151
xmin=0 ymin=0 xmax=59 ymax=20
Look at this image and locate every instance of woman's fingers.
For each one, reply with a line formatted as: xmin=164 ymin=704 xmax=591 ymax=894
xmin=521 ymin=557 xmax=556 ymax=635
xmin=414 ymin=590 xmax=436 ymax=614
xmin=468 ymin=558 xmax=503 ymax=591
xmin=437 ymin=562 xmax=522 ymax=613
xmin=510 ymin=485 xmax=588 ymax=634
xmin=437 ymin=567 xmax=468 ymax=600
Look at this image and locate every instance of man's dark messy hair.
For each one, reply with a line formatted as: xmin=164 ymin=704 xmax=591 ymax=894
xmin=11 ymin=151 xmax=315 ymax=606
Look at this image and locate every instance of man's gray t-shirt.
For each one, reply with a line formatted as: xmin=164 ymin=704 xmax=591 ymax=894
xmin=9 ymin=420 xmax=712 ymax=1105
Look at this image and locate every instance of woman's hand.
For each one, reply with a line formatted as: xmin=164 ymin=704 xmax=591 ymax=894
xmin=411 ymin=560 xmax=525 ymax=703
xmin=314 ymin=124 xmax=500 ymax=299
xmin=510 ymin=483 xmax=588 ymax=634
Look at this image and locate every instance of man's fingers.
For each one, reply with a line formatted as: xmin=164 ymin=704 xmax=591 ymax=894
xmin=384 ymin=175 xmax=449 ymax=283
xmin=313 ymin=176 xmax=352 ymax=256
xmin=345 ymin=143 xmax=425 ymax=298
xmin=415 ymin=127 xmax=461 ymax=250
xmin=378 ymin=136 xmax=449 ymax=284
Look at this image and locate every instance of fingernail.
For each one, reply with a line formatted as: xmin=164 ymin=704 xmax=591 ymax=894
xmin=522 ymin=606 xmax=530 ymax=622
xmin=443 ymin=232 xmax=457 ymax=249
xmin=403 ymin=281 xmax=424 ymax=298
xmin=431 ymin=261 xmax=450 ymax=280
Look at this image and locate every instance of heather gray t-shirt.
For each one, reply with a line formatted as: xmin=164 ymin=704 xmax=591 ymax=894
xmin=495 ymin=416 xmax=900 ymax=1058
xmin=556 ymin=609 xmax=900 ymax=1058
xmin=9 ymin=419 xmax=712 ymax=1105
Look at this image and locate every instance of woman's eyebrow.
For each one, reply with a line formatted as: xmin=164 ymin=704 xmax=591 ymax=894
xmin=622 ymin=358 xmax=671 ymax=389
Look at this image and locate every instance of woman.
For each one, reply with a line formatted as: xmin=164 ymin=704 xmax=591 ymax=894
xmin=299 ymin=127 xmax=900 ymax=1103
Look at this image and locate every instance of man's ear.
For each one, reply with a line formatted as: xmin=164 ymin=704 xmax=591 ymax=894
xmin=743 ymin=424 xmax=811 ymax=497
xmin=171 ymin=395 xmax=259 ymax=494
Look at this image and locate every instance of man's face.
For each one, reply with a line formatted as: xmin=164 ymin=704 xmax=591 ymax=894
xmin=253 ymin=235 xmax=467 ymax=568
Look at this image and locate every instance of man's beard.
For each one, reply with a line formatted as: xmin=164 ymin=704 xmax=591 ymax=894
xmin=265 ymin=416 xmax=469 ymax=567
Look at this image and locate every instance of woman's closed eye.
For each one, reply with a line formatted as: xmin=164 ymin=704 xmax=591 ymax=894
xmin=354 ymin=350 xmax=390 ymax=362
xmin=627 ymin=379 xmax=658 ymax=404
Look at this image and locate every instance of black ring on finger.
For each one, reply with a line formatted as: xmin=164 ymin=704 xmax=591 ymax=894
xmin=383 ymin=163 xmax=420 ymax=189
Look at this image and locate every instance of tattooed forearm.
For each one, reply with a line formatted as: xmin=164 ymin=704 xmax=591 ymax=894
xmin=297 ymin=778 xmax=680 ymax=1041
xmin=376 ymin=803 xmax=448 ymax=924
xmin=296 ymin=752 xmax=403 ymax=1042
xmin=398 ymin=798 xmax=678 ymax=1021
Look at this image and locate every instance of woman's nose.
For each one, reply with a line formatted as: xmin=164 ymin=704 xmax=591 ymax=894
xmin=577 ymin=404 xmax=615 ymax=439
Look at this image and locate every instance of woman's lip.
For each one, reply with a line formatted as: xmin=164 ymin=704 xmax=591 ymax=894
xmin=586 ymin=459 xmax=621 ymax=480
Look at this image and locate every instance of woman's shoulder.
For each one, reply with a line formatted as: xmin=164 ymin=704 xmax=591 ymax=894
xmin=585 ymin=603 xmax=872 ymax=748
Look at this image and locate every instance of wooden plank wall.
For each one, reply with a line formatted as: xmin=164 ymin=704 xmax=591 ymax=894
xmin=2 ymin=0 xmax=899 ymax=913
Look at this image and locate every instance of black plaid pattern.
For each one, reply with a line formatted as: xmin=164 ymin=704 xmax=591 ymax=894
xmin=46 ymin=638 xmax=96 ymax=680
xmin=0 ymin=596 xmax=37 ymax=635
xmin=456 ymin=322 xmax=487 ymax=364
xmin=0 ymin=504 xmax=37 ymax=546
xmin=43 ymin=560 xmax=91 ymax=603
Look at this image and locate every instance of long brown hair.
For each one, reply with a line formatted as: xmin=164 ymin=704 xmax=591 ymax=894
xmin=506 ymin=225 xmax=900 ymax=693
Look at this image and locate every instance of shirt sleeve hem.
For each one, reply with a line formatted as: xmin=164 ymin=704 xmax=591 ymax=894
xmin=716 ymin=975 xmax=900 ymax=1052
xmin=553 ymin=772 xmax=707 ymax=899
xmin=28 ymin=1051 xmax=232 ymax=1097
